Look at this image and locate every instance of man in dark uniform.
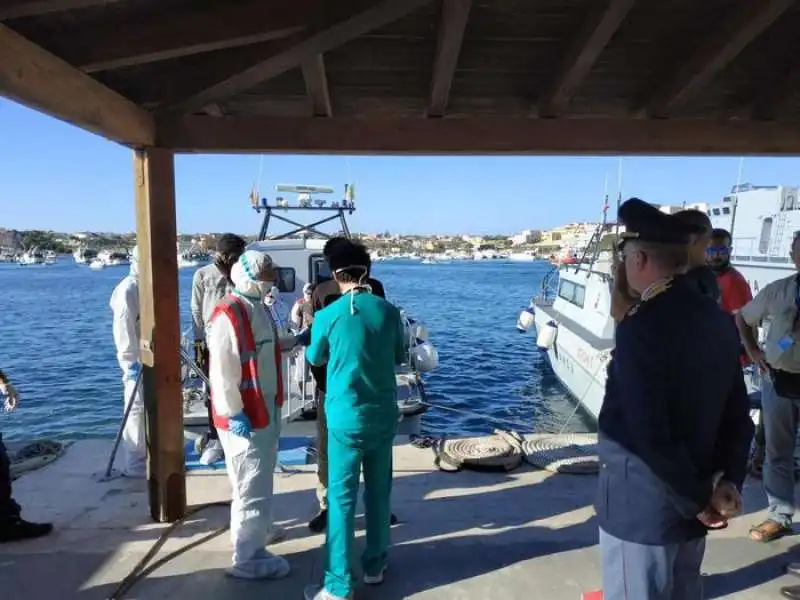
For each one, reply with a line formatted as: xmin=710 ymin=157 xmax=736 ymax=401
xmin=597 ymin=199 xmax=754 ymax=599
xmin=674 ymin=208 xmax=721 ymax=303
xmin=0 ymin=368 xmax=53 ymax=543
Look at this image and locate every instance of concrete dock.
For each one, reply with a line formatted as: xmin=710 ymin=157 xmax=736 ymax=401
xmin=1 ymin=437 xmax=799 ymax=599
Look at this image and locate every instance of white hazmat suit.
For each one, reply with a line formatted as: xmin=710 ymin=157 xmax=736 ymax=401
xmin=207 ymin=250 xmax=291 ymax=580
xmin=109 ymin=246 xmax=146 ymax=478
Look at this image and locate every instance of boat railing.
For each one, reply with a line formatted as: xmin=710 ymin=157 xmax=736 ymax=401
xmin=536 ymin=265 xmax=561 ymax=305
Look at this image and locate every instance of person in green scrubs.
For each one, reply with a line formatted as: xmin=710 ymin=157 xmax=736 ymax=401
xmin=303 ymin=240 xmax=406 ymax=600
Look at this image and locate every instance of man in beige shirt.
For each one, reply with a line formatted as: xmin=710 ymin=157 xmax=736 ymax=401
xmin=736 ymin=232 xmax=800 ymax=545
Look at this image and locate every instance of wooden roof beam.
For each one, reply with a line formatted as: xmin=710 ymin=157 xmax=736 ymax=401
xmin=0 ymin=0 xmax=123 ymax=20
xmin=753 ymin=62 xmax=800 ymax=120
xmin=166 ymin=0 xmax=436 ymax=114
xmin=0 ymin=24 xmax=154 ymax=146
xmin=538 ymin=0 xmax=635 ymax=118
xmin=157 ymin=115 xmax=800 ymax=156
xmin=427 ymin=0 xmax=473 ymax=118
xmin=301 ymin=54 xmax=332 ymax=117
xmin=644 ymin=0 xmax=794 ymax=118
xmin=66 ymin=1 xmax=309 ymax=73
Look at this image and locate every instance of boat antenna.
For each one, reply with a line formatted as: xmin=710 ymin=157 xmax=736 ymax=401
xmin=613 ymin=158 xmax=624 ymax=255
xmin=730 ymin=156 xmax=744 ymax=234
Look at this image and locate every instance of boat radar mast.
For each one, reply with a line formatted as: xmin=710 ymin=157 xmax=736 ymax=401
xmin=250 ymin=183 xmax=356 ymax=241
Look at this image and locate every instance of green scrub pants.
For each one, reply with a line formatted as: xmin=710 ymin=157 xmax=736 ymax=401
xmin=324 ymin=426 xmax=395 ymax=597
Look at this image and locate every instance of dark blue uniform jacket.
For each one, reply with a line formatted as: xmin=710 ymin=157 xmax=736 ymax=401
xmin=596 ymin=276 xmax=754 ymax=545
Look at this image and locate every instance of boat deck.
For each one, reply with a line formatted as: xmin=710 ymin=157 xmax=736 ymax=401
xmin=2 ymin=437 xmax=799 ymax=600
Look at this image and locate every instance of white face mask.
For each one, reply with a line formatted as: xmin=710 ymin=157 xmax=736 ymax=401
xmin=257 ymin=281 xmax=279 ymax=305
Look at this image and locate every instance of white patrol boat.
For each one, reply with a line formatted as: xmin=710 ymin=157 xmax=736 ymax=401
xmin=181 ymin=183 xmax=438 ymax=454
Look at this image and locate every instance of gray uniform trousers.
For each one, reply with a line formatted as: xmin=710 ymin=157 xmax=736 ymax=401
xmin=600 ymin=528 xmax=705 ymax=600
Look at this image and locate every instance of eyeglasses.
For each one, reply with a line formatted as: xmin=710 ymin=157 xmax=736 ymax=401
xmin=706 ymin=245 xmax=730 ymax=257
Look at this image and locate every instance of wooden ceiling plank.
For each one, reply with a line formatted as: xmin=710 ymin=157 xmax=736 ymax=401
xmin=646 ymin=0 xmax=794 ymax=117
xmin=427 ymin=0 xmax=472 ymax=118
xmin=166 ymin=0 xmax=436 ymax=114
xmin=0 ymin=0 xmax=123 ymax=21
xmin=753 ymin=62 xmax=800 ymax=120
xmin=71 ymin=1 xmax=310 ymax=73
xmin=301 ymin=53 xmax=331 ymax=117
xmin=538 ymin=0 xmax=635 ymax=118
xmin=157 ymin=115 xmax=800 ymax=155
xmin=0 ymin=24 xmax=154 ymax=145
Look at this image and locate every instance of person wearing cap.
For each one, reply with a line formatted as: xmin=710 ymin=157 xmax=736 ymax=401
xmin=306 ymin=236 xmax=393 ymax=534
xmin=597 ymin=198 xmax=753 ymax=600
xmin=736 ymin=231 xmax=800 ymax=547
xmin=109 ymin=245 xmax=146 ymax=478
xmin=303 ymin=239 xmax=407 ymax=600
xmin=206 ymin=249 xmax=304 ymax=580
xmin=674 ymin=208 xmax=721 ymax=303
xmin=190 ymin=233 xmax=247 ymax=465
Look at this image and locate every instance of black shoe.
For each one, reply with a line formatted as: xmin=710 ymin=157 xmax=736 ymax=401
xmin=0 ymin=518 xmax=53 ymax=543
xmin=308 ymin=509 xmax=327 ymax=533
xmin=788 ymin=563 xmax=800 ymax=578
xmin=390 ymin=513 xmax=398 ymax=526
xmin=781 ymin=584 xmax=800 ymax=599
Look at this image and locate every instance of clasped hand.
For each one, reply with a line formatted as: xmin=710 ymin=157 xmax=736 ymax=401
xmin=697 ymin=479 xmax=742 ymax=528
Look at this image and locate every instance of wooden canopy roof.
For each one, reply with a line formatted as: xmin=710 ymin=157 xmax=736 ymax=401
xmin=3 ymin=0 xmax=800 ymax=154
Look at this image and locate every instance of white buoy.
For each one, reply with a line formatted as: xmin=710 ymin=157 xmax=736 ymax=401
xmin=516 ymin=307 xmax=535 ymax=332
xmin=536 ymin=320 xmax=558 ymax=350
xmin=411 ymin=342 xmax=439 ymax=372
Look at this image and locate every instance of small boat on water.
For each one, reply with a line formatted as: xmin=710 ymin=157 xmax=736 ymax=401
xmin=98 ymin=249 xmax=130 ymax=267
xmin=18 ymin=247 xmax=44 ymax=266
xmin=44 ymin=250 xmax=57 ymax=264
xmin=73 ymin=247 xmax=98 ymax=265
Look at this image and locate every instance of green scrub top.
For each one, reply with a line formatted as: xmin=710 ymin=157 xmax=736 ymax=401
xmin=306 ymin=290 xmax=406 ymax=432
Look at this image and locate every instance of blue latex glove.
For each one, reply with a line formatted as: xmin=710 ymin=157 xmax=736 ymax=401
xmin=229 ymin=412 xmax=252 ymax=438
xmin=126 ymin=363 xmax=142 ymax=382
xmin=294 ymin=327 xmax=312 ymax=347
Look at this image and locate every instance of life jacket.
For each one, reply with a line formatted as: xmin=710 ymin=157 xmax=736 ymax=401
xmin=208 ymin=295 xmax=284 ymax=431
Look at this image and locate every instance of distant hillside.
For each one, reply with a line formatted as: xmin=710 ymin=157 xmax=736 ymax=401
xmin=0 ymin=228 xmax=24 ymax=250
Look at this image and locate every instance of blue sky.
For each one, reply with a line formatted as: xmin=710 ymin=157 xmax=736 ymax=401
xmin=3 ymin=97 xmax=800 ymax=235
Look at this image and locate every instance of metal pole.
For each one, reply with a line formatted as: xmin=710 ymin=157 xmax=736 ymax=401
xmin=103 ymin=368 xmax=143 ymax=479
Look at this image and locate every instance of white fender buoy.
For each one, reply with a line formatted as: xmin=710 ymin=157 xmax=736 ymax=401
xmin=410 ymin=323 xmax=429 ymax=341
xmin=411 ymin=342 xmax=439 ymax=372
xmin=516 ymin=307 xmax=535 ymax=333
xmin=536 ymin=320 xmax=558 ymax=350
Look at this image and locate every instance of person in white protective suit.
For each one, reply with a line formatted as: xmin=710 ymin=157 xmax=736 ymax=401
xmin=207 ymin=249 xmax=308 ymax=580
xmin=109 ymin=245 xmax=146 ymax=478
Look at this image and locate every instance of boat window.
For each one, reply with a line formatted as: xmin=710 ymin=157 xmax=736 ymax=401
xmin=276 ymin=267 xmax=295 ymax=293
xmin=310 ymin=254 xmax=331 ymax=285
xmin=722 ymin=207 xmax=731 ymax=215
xmin=712 ymin=208 xmax=721 ymax=215
xmin=759 ymin=217 xmax=773 ymax=254
xmin=558 ymin=279 xmax=586 ymax=308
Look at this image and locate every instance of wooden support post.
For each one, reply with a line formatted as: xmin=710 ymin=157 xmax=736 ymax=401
xmin=133 ymin=147 xmax=186 ymax=523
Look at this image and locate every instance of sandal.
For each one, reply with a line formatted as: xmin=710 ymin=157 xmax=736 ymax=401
xmin=749 ymin=520 xmax=792 ymax=542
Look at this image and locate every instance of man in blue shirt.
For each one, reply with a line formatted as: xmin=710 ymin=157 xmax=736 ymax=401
xmin=304 ymin=240 xmax=405 ymax=600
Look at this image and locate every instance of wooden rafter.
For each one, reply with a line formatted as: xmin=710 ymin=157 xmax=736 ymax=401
xmin=538 ymin=0 xmax=635 ymax=118
xmin=753 ymin=62 xmax=800 ymax=120
xmin=645 ymin=0 xmax=794 ymax=117
xmin=62 ymin=2 xmax=309 ymax=73
xmin=0 ymin=24 xmax=154 ymax=145
xmin=157 ymin=115 xmax=800 ymax=155
xmin=301 ymin=54 xmax=332 ymax=117
xmin=166 ymin=0 xmax=436 ymax=114
xmin=0 ymin=0 xmax=122 ymax=20
xmin=427 ymin=0 xmax=472 ymax=118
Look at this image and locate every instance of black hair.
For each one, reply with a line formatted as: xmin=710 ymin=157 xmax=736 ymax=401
xmin=328 ymin=240 xmax=371 ymax=283
xmin=710 ymin=228 xmax=731 ymax=244
xmin=674 ymin=209 xmax=711 ymax=235
xmin=214 ymin=233 xmax=246 ymax=284
xmin=323 ymin=236 xmax=350 ymax=259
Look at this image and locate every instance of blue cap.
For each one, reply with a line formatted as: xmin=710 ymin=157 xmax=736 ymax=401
xmin=618 ymin=198 xmax=695 ymax=245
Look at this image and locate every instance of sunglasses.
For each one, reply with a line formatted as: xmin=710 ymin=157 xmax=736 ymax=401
xmin=705 ymin=245 xmax=730 ymax=257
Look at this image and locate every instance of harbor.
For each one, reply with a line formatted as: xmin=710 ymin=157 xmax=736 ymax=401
xmin=3 ymin=437 xmax=800 ymax=600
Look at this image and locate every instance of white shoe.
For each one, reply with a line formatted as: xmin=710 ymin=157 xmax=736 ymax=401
xmin=265 ymin=525 xmax=287 ymax=545
xmin=226 ymin=552 xmax=290 ymax=580
xmin=199 ymin=439 xmax=224 ymax=465
xmin=363 ymin=565 xmax=386 ymax=585
xmin=303 ymin=585 xmax=353 ymax=600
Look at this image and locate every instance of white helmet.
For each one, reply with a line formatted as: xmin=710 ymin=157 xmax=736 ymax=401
xmin=411 ymin=341 xmax=438 ymax=373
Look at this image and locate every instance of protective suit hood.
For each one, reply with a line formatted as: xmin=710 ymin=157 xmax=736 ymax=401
xmin=129 ymin=245 xmax=139 ymax=278
xmin=231 ymin=250 xmax=276 ymax=300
